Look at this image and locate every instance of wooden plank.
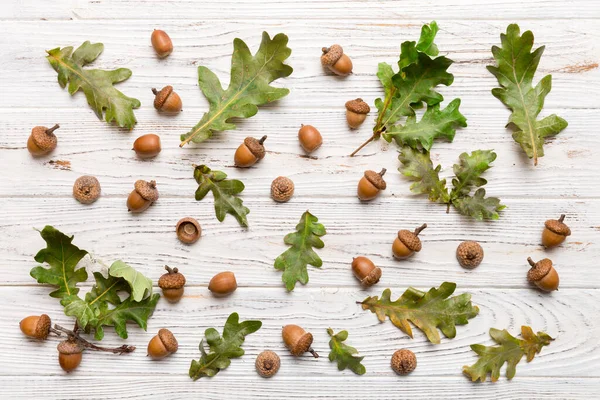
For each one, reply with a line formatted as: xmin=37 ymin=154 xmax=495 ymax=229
xmin=0 ymin=197 xmax=596 ymax=288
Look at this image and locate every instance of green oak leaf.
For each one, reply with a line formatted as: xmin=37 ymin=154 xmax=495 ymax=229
xmin=360 ymin=282 xmax=479 ymax=344
xmin=398 ymin=146 xmax=449 ymax=203
xmin=30 ymin=226 xmax=89 ymax=299
xmin=181 ymin=32 xmax=292 ymax=146
xmin=383 ymin=99 xmax=466 ymax=151
xmin=327 ymin=328 xmax=366 ymax=375
xmin=194 ymin=164 xmax=249 ymax=227
xmin=464 ymin=326 xmax=553 ymax=382
xmin=274 ymin=211 xmax=326 ymax=291
xmin=488 ymin=24 xmax=568 ymax=165
xmin=46 ymin=41 xmax=140 ymax=129
xmin=453 ymin=188 xmax=505 ymax=221
xmin=91 ymin=292 xmax=160 ymax=340
xmin=450 ymin=150 xmax=497 ymax=199
xmin=189 ymin=312 xmax=262 ymax=380
xmin=109 ymin=260 xmax=153 ymax=302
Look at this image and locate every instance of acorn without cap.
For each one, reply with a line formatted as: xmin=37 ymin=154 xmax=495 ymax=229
xmin=392 ymin=224 xmax=427 ymax=259
xmin=271 ymin=176 xmax=294 ymax=202
xmin=282 ymin=324 xmax=318 ymax=358
xmin=345 ymin=98 xmax=370 ymax=129
xmin=256 ymin=350 xmax=280 ymax=378
xmin=152 ymin=86 xmax=182 ymax=113
xmin=321 ymin=44 xmax=353 ymax=76
xmin=151 ymin=29 xmax=173 ymax=58
xmin=235 ymin=135 xmax=267 ymax=167
xmin=208 ymin=271 xmax=237 ymax=297
xmin=456 ymin=241 xmax=484 ymax=269
xmin=127 ymin=180 xmax=159 ymax=213
xmin=542 ymin=214 xmax=571 ymax=248
xmin=357 ymin=169 xmax=387 ymax=201
xmin=133 ymin=134 xmax=162 ymax=159
xmin=20 ymin=314 xmax=51 ymax=339
xmin=147 ymin=328 xmax=178 ymax=360
xmin=391 ymin=349 xmax=417 ymax=375
xmin=176 ymin=217 xmax=202 ymax=244
xmin=27 ymin=124 xmax=59 ymax=156
xmin=57 ymin=340 xmax=84 ymax=372
xmin=73 ymin=176 xmax=101 ymax=204
xmin=298 ymin=124 xmax=323 ymax=153
xmin=351 ymin=256 xmax=381 ymax=287
xmin=527 ymin=257 xmax=559 ymax=292
xmin=158 ymin=266 xmax=186 ymax=303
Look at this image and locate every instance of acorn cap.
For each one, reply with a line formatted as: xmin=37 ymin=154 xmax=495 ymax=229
xmin=271 ymin=176 xmax=295 ymax=202
xmin=244 ymin=136 xmax=267 ymax=160
xmin=391 ymin=349 xmax=417 ymax=375
xmin=362 ymin=267 xmax=382 ymax=286
xmin=158 ymin=266 xmax=186 ymax=289
xmin=35 ymin=314 xmax=52 ymax=339
xmin=364 ymin=169 xmax=387 ymax=190
xmin=57 ymin=340 xmax=84 ymax=355
xmin=73 ymin=175 xmax=101 ymax=204
xmin=345 ymin=98 xmax=371 ymax=114
xmin=256 ymin=350 xmax=281 ymax=378
xmin=545 ymin=216 xmax=571 ymax=236
xmin=397 ymin=224 xmax=427 ymax=252
xmin=176 ymin=217 xmax=202 ymax=244
xmin=158 ymin=328 xmax=178 ymax=353
xmin=134 ymin=180 xmax=159 ymax=201
xmin=527 ymin=258 xmax=553 ymax=282
xmin=321 ymin=45 xmax=344 ymax=66
xmin=31 ymin=125 xmax=59 ymax=151
xmin=153 ymin=86 xmax=173 ymax=109
xmin=291 ymin=332 xmax=314 ymax=356
xmin=456 ymin=241 xmax=484 ymax=269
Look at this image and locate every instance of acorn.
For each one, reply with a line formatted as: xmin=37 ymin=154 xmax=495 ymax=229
xmin=176 ymin=217 xmax=202 ymax=244
xmin=152 ymin=86 xmax=182 ymax=113
xmin=282 ymin=324 xmax=318 ymax=358
xmin=345 ymin=98 xmax=370 ymax=129
xmin=255 ymin=350 xmax=280 ymax=378
xmin=351 ymin=256 xmax=381 ymax=287
xmin=542 ymin=214 xmax=571 ymax=248
xmin=298 ymin=124 xmax=323 ymax=153
xmin=133 ymin=134 xmax=162 ymax=159
xmin=527 ymin=257 xmax=559 ymax=292
xmin=392 ymin=224 xmax=427 ymax=259
xmin=456 ymin=241 xmax=484 ymax=269
xmin=321 ymin=45 xmax=353 ymax=76
xmin=271 ymin=176 xmax=295 ymax=203
xmin=208 ymin=271 xmax=237 ymax=297
xmin=147 ymin=328 xmax=178 ymax=360
xmin=20 ymin=314 xmax=51 ymax=339
xmin=158 ymin=266 xmax=186 ymax=303
xmin=57 ymin=340 xmax=83 ymax=372
xmin=391 ymin=349 xmax=417 ymax=375
xmin=151 ymin=29 xmax=173 ymax=58
xmin=73 ymin=176 xmax=101 ymax=205
xmin=234 ymin=135 xmax=267 ymax=168
xmin=27 ymin=124 xmax=59 ymax=156
xmin=357 ymin=168 xmax=387 ymax=201
xmin=127 ymin=180 xmax=159 ymax=213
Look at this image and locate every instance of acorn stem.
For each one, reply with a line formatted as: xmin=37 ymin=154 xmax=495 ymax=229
xmin=379 ymin=168 xmax=387 ymax=177
xmin=322 ymin=47 xmax=329 ymax=54
xmin=309 ymin=348 xmax=319 ymax=358
xmin=414 ymin=223 xmax=427 ymax=236
xmin=527 ymin=257 xmax=536 ymax=267
xmin=46 ymin=124 xmax=60 ymax=134
xmin=350 ymin=135 xmax=375 ymax=157
xmin=165 ymin=265 xmax=176 ymax=274
xmin=259 ymin=135 xmax=268 ymax=145
xmin=152 ymin=88 xmax=158 ymax=95
xmin=53 ymin=324 xmax=136 ymax=354
xmin=49 ymin=327 xmax=63 ymax=336
xmin=558 ymin=214 xmax=565 ymax=223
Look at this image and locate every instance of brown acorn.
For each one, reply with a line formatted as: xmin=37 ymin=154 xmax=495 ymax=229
xmin=282 ymin=324 xmax=318 ymax=358
xmin=351 ymin=256 xmax=381 ymax=287
xmin=57 ymin=340 xmax=83 ymax=372
xmin=27 ymin=124 xmax=59 ymax=156
xmin=234 ymin=135 xmax=267 ymax=167
xmin=73 ymin=176 xmax=101 ymax=205
xmin=208 ymin=271 xmax=237 ymax=297
xmin=542 ymin=214 xmax=571 ymax=248
xmin=271 ymin=176 xmax=295 ymax=203
xmin=527 ymin=257 xmax=559 ymax=292
xmin=147 ymin=328 xmax=178 ymax=360
xmin=392 ymin=224 xmax=427 ymax=259
xmin=158 ymin=266 xmax=186 ymax=303
xmin=127 ymin=180 xmax=159 ymax=213
xmin=20 ymin=314 xmax=52 ymax=339
xmin=298 ymin=124 xmax=323 ymax=153
xmin=456 ymin=241 xmax=484 ymax=269
xmin=151 ymin=29 xmax=173 ymax=58
xmin=176 ymin=217 xmax=202 ymax=244
xmin=391 ymin=349 xmax=417 ymax=375
xmin=357 ymin=168 xmax=387 ymax=201
xmin=345 ymin=98 xmax=370 ymax=129
xmin=256 ymin=350 xmax=280 ymax=378
xmin=133 ymin=134 xmax=162 ymax=159
xmin=152 ymin=86 xmax=182 ymax=113
xmin=321 ymin=45 xmax=353 ymax=76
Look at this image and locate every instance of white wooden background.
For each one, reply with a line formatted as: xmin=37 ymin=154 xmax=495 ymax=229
xmin=1 ymin=0 xmax=599 ymax=398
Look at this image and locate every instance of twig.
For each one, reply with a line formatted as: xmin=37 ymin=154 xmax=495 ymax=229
xmin=53 ymin=324 xmax=136 ymax=354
